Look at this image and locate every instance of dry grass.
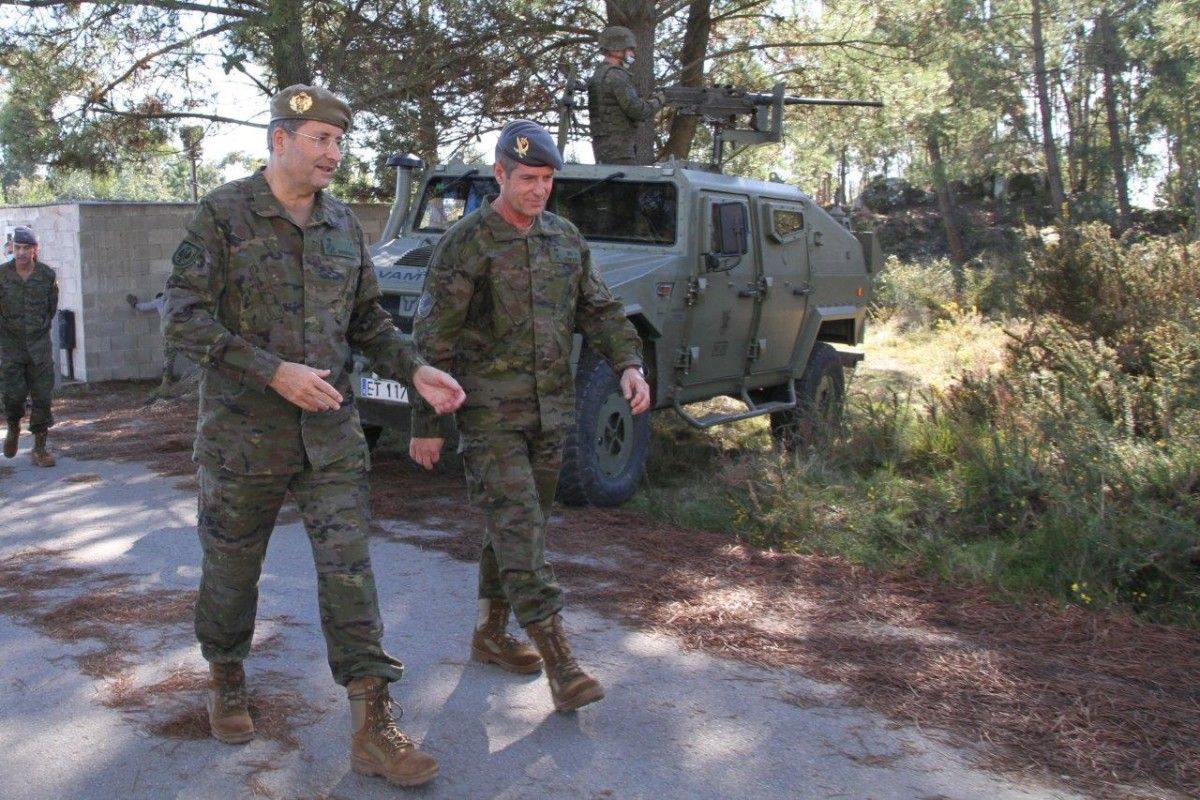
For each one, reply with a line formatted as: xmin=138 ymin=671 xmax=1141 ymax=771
xmin=1 ymin=546 xmax=328 ymax=745
xmin=31 ymin=379 xmax=1200 ymax=799
xmin=102 ymin=666 xmax=323 ymax=749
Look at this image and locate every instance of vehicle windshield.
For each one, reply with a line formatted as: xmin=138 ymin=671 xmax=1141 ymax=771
xmin=414 ymin=175 xmax=678 ymax=245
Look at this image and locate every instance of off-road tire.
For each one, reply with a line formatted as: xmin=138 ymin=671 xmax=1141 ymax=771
xmin=769 ymin=342 xmax=846 ymax=451
xmin=557 ymin=348 xmax=651 ymax=507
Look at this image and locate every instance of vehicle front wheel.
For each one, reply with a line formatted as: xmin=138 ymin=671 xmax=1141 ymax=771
xmin=557 ymin=348 xmax=651 ymax=507
xmin=769 ymin=342 xmax=846 ymax=451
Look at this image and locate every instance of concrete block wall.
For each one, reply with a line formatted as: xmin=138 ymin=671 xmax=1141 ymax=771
xmin=2 ymin=201 xmax=392 ymax=383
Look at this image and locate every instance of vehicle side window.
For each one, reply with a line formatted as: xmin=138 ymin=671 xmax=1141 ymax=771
xmin=765 ymin=203 xmax=805 ymax=244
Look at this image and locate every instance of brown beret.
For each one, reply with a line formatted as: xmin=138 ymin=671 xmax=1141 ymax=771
xmin=270 ymin=84 xmax=353 ymax=131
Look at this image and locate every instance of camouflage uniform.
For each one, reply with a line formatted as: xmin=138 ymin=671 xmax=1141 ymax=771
xmin=165 ymin=168 xmax=424 ymax=685
xmin=587 ymin=63 xmax=662 ymax=165
xmin=412 ymin=199 xmax=642 ymax=626
xmin=0 ymin=258 xmax=58 ymax=434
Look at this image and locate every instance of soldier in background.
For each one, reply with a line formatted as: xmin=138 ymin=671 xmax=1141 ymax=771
xmin=409 ymin=120 xmax=651 ymax=713
xmin=1 ymin=226 xmax=58 ymax=467
xmin=163 ymin=84 xmax=463 ymax=788
xmin=587 ymin=24 xmax=665 ymax=165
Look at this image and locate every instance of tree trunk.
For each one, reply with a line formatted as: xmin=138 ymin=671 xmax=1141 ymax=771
xmin=606 ymin=0 xmax=658 ymax=162
xmin=663 ymin=0 xmax=711 ymax=161
xmin=1031 ymin=0 xmax=1067 ymax=217
xmin=264 ymin=0 xmax=310 ymax=88
xmin=927 ymin=130 xmax=968 ymax=273
xmin=1099 ymin=10 xmax=1131 ymax=231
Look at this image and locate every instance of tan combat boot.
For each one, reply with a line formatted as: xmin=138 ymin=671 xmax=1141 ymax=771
xmin=30 ymin=432 xmax=55 ymax=468
xmin=525 ymin=614 xmax=605 ymax=712
xmin=206 ymin=661 xmax=254 ymax=744
xmin=470 ymin=599 xmax=543 ymax=674
xmin=3 ymin=423 xmax=17 ymax=459
xmin=347 ymin=676 xmax=438 ymax=787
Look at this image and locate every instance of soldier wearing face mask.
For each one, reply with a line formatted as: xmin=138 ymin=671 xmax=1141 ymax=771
xmin=586 ymin=25 xmax=665 ymax=165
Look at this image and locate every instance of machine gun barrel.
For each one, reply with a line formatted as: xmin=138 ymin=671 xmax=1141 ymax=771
xmin=750 ymin=94 xmax=884 ymax=108
xmin=660 ymin=83 xmax=883 ymax=170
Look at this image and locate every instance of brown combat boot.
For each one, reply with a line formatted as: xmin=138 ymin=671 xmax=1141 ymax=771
xmin=30 ymin=432 xmax=55 ymax=468
xmin=525 ymin=614 xmax=605 ymax=712
xmin=3 ymin=423 xmax=17 ymax=459
xmin=347 ymin=676 xmax=438 ymax=787
xmin=206 ymin=662 xmax=254 ymax=744
xmin=470 ymin=599 xmax=543 ymax=674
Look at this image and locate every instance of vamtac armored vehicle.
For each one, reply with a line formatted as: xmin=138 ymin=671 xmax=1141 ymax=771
xmin=352 ymin=85 xmax=882 ymax=506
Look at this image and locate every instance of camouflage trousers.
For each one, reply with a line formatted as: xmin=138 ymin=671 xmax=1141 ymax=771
xmin=163 ymin=342 xmax=179 ymax=382
xmin=194 ymin=456 xmax=403 ymax=686
xmin=2 ymin=343 xmax=54 ymax=433
xmin=460 ymin=428 xmax=565 ymax=627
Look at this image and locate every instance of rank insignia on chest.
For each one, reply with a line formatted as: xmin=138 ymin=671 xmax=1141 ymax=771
xmin=551 ymin=245 xmax=582 ymax=266
xmin=322 ymin=235 xmax=358 ymax=259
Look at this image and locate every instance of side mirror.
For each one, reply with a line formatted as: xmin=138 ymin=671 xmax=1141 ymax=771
xmin=711 ymin=201 xmax=749 ymax=256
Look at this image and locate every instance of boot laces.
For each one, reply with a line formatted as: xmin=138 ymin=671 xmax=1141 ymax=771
xmin=354 ymin=686 xmax=414 ymax=750
xmin=495 ymin=630 xmax=526 ymax=650
xmin=218 ymin=682 xmax=247 ymax=712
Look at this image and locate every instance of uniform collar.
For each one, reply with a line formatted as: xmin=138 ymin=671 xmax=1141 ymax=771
xmin=248 ymin=167 xmax=333 ymax=226
xmin=482 ymin=195 xmax=558 ymax=242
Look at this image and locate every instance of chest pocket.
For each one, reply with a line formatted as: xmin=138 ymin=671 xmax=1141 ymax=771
xmin=312 ymin=234 xmax=360 ymax=325
xmin=545 ymin=242 xmax=582 ymax=323
xmin=229 ymin=236 xmax=289 ymax=333
xmin=487 ymin=253 xmax=530 ymax=340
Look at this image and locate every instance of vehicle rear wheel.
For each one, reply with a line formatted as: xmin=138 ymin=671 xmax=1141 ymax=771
xmin=769 ymin=342 xmax=846 ymax=451
xmin=557 ymin=348 xmax=651 ymax=507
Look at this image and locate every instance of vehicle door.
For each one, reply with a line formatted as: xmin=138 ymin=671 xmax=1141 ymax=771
xmin=677 ymin=193 xmax=758 ymax=390
xmin=749 ymin=200 xmax=811 ymax=377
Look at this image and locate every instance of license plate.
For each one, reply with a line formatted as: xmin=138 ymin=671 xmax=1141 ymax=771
xmin=358 ymin=376 xmax=409 ymax=405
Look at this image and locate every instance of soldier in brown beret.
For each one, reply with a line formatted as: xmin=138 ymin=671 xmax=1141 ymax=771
xmin=163 ymin=84 xmax=462 ymax=788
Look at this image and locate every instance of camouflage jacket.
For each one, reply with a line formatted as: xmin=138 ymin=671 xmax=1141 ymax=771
xmin=587 ymin=63 xmax=661 ymax=154
xmin=0 ymin=259 xmax=58 ymax=358
xmin=164 ymin=169 xmax=425 ymax=475
xmin=411 ymin=199 xmax=643 ymax=436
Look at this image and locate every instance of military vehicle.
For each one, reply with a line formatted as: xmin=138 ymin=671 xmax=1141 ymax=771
xmin=353 ymin=84 xmax=882 ymax=506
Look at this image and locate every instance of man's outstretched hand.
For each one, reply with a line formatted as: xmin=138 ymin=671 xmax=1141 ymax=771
xmin=413 ymin=365 xmax=465 ymax=415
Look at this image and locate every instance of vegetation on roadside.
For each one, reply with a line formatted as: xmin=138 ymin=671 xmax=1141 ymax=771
xmin=636 ymin=223 xmax=1200 ymax=627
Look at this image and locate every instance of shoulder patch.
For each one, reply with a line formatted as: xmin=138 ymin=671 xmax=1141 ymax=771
xmin=415 ymin=292 xmax=435 ymax=320
xmin=171 ymin=241 xmax=202 ymax=268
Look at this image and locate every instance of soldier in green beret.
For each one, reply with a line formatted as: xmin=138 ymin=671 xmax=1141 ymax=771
xmin=409 ymin=119 xmax=651 ymax=713
xmin=163 ymin=83 xmax=463 ymax=788
xmin=587 ymin=25 xmax=665 ymax=165
xmin=1 ymin=226 xmax=59 ymax=467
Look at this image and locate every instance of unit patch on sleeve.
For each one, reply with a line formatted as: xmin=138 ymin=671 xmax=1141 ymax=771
xmin=171 ymin=241 xmax=203 ymax=268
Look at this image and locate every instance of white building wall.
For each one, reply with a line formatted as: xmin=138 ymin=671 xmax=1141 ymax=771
xmin=2 ymin=201 xmax=391 ymax=383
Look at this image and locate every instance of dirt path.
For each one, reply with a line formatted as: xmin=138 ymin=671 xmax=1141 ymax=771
xmin=30 ymin=380 xmax=1200 ymax=800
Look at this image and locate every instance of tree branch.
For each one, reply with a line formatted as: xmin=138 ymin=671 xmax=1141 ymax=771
xmin=87 ymin=19 xmax=244 ymax=107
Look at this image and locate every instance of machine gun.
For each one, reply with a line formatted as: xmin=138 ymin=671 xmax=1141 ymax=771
xmin=663 ymin=83 xmax=882 ymax=167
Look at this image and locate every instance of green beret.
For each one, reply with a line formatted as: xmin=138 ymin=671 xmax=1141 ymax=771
xmin=270 ymin=84 xmax=353 ymax=132
xmin=495 ymin=119 xmax=563 ymax=170
xmin=12 ymin=226 xmax=37 ymax=245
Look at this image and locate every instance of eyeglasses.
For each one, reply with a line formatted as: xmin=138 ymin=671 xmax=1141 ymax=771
xmin=290 ymin=130 xmax=348 ymax=152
